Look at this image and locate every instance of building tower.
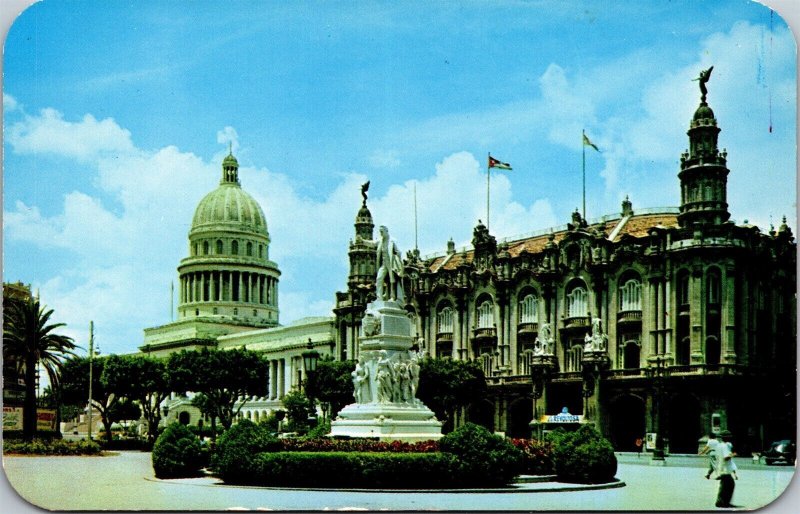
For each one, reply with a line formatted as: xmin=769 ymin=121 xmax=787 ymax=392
xmin=677 ymin=79 xmax=731 ymax=227
xmin=334 ymin=187 xmax=378 ymax=360
xmin=176 ymin=150 xmax=280 ymax=325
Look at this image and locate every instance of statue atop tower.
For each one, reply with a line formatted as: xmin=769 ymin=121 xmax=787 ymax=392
xmin=693 ymin=66 xmax=714 ymax=103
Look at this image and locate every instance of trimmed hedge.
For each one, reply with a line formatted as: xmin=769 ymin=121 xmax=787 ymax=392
xmin=152 ymin=423 xmax=206 ymax=478
xmin=3 ymin=438 xmax=101 ymax=455
xmin=251 ymin=451 xmax=461 ymax=488
xmin=547 ymin=425 xmax=617 ymax=484
xmin=439 ymin=423 xmax=524 ymax=487
xmin=212 ymin=419 xmax=280 ymax=481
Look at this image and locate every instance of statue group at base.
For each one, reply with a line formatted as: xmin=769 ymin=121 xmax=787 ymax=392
xmin=330 ymin=225 xmax=442 ymax=442
xmin=584 ymin=318 xmax=609 ymax=353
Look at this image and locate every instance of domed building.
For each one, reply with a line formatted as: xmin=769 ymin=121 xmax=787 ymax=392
xmin=141 ymin=151 xmax=335 ymax=428
xmin=178 ymin=151 xmax=280 ymax=324
xmin=141 ymin=151 xmax=283 ymax=357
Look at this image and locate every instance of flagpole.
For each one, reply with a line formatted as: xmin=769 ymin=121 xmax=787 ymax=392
xmin=582 ymin=129 xmax=586 ymax=220
xmin=487 ymin=152 xmax=491 ymax=230
xmin=413 ymin=182 xmax=419 ymax=251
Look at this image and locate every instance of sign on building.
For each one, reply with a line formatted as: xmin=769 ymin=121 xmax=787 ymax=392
xmin=3 ymin=406 xmax=23 ymax=430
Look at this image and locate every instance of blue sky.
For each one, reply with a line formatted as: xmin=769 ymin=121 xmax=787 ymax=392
xmin=3 ymin=0 xmax=796 ymax=356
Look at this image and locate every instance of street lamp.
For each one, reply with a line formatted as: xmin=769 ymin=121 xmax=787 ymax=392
xmin=645 ymin=356 xmax=669 ymax=463
xmin=301 ymin=338 xmax=320 ymax=395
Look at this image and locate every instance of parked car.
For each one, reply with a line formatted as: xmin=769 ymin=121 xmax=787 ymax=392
xmin=763 ymin=440 xmax=796 ymax=466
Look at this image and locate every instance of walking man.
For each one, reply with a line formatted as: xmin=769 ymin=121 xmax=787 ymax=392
xmin=715 ymin=430 xmax=737 ymax=508
xmin=700 ymin=432 xmax=720 ymax=479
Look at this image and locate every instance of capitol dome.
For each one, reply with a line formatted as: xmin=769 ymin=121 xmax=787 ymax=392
xmin=176 ymin=150 xmax=280 ymax=327
xmin=191 ymin=183 xmax=268 ymax=235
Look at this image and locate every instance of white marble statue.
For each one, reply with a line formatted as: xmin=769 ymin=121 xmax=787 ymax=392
xmin=584 ymin=317 xmax=608 ymax=352
xmin=535 ymin=323 xmax=554 ymax=355
xmin=351 ymin=355 xmax=371 ymax=404
xmin=408 ymin=348 xmax=422 ymax=399
xmin=375 ymin=225 xmax=405 ymax=302
xmin=376 ymin=350 xmax=394 ymax=403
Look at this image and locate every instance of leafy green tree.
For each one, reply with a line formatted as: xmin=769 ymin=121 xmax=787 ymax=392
xmin=416 ymin=357 xmax=487 ymax=430
xmin=304 ymin=356 xmax=355 ymax=417
xmin=282 ymin=390 xmax=315 ymax=432
xmin=60 ymin=356 xmax=120 ymax=443
xmin=102 ymin=354 xmax=170 ymax=442
xmin=168 ymin=348 xmax=269 ymax=430
xmin=3 ymin=297 xmax=77 ymax=440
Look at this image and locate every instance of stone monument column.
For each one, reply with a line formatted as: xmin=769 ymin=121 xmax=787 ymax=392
xmin=330 ymin=226 xmax=442 ymax=441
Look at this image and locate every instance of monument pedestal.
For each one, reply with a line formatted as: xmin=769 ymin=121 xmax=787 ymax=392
xmin=329 ymin=300 xmax=443 ymax=441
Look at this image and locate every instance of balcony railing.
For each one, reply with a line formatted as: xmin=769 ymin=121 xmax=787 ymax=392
xmin=517 ymin=322 xmax=539 ymax=334
xmin=436 ymin=332 xmax=454 ymax=343
xmin=472 ymin=327 xmax=497 ymax=341
xmin=617 ymin=310 xmax=643 ymax=323
xmin=562 ymin=316 xmax=590 ymax=329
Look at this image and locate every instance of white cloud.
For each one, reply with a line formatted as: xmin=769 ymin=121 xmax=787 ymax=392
xmin=7 ymin=108 xmax=136 ymax=162
xmin=216 ymin=126 xmax=240 ymax=154
xmin=3 ymin=93 xmax=19 ymax=112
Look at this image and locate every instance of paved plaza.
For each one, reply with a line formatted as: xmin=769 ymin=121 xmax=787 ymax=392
xmin=1 ymin=451 xmax=796 ymax=511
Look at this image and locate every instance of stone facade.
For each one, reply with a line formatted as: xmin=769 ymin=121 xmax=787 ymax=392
xmin=334 ymin=89 xmax=796 ymax=453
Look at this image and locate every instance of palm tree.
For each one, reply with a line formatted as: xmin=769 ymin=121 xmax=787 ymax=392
xmin=3 ymin=297 xmax=77 ymax=440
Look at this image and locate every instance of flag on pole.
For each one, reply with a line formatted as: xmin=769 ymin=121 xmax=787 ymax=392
xmin=488 ymin=155 xmax=512 ymax=170
xmin=582 ymin=133 xmax=600 ymax=152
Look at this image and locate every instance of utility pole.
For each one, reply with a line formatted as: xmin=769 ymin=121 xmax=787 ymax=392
xmin=87 ymin=321 xmax=94 ymax=440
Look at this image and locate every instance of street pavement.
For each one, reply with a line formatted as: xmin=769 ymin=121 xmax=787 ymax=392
xmin=2 ymin=451 xmax=796 ymax=511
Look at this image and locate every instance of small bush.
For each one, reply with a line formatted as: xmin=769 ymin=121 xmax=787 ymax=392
xmin=547 ymin=425 xmax=617 ymax=484
xmin=251 ymin=451 xmax=461 ymax=488
xmin=305 ymin=418 xmax=331 ymax=439
xmin=510 ymin=438 xmax=554 ymax=475
xmin=212 ymin=419 xmax=280 ymax=481
xmin=151 ymin=423 xmax=205 ymax=478
xmin=439 ymin=423 xmax=524 ymax=486
xmin=3 ymin=438 xmax=101 ymax=455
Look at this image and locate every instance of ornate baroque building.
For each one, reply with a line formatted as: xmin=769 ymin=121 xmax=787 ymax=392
xmin=334 ymin=86 xmax=796 ymax=453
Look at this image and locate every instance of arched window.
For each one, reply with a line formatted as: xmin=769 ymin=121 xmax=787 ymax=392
xmin=259 ymin=245 xmax=264 ymax=259
xmin=246 ymin=242 xmax=253 ymax=256
xmin=707 ymin=268 xmax=721 ymax=305
xmin=566 ymin=285 xmax=588 ymax=317
xmin=566 ymin=344 xmax=584 ymax=372
xmin=519 ymin=293 xmax=539 ymax=323
xmin=216 ymin=240 xmax=223 ymax=254
xmin=193 ymin=243 xmax=198 ymax=256
xmin=619 ymin=278 xmax=642 ymax=311
xmin=437 ymin=306 xmax=454 ymax=334
xmin=477 ymin=300 xmax=494 ymax=329
xmin=232 ymin=240 xmax=239 ymax=255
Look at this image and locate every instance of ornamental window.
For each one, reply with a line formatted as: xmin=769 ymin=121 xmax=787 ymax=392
xmin=232 ymin=240 xmax=239 ymax=255
xmin=246 ymin=242 xmax=253 ymax=256
xmin=437 ymin=306 xmax=454 ymax=334
xmin=519 ymin=293 xmax=539 ymax=323
xmin=619 ymin=278 xmax=642 ymax=311
xmin=216 ymin=240 xmax=223 ymax=254
xmin=477 ymin=300 xmax=494 ymax=329
xmin=566 ymin=286 xmax=588 ymax=317
xmin=203 ymin=241 xmax=210 ymax=255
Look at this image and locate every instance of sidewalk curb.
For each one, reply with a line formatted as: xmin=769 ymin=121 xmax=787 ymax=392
xmin=146 ymin=476 xmax=627 ymax=494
